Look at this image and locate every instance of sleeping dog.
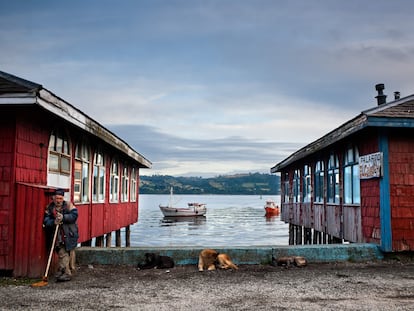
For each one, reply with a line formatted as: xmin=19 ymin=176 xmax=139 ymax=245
xmin=137 ymin=252 xmax=175 ymax=269
xmin=198 ymin=249 xmax=238 ymax=271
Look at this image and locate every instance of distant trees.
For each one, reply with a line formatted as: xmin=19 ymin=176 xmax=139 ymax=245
xmin=139 ymin=173 xmax=280 ymax=195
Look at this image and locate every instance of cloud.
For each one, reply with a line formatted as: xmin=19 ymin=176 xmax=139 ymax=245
xmin=2 ymin=0 xmax=414 ymax=176
xmin=108 ymin=124 xmax=301 ymax=176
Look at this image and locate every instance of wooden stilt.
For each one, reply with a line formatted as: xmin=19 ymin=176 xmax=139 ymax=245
xmin=116 ymin=229 xmax=121 ymax=247
xmin=105 ymin=232 xmax=112 ymax=247
xmin=95 ymin=235 xmax=104 ymax=247
xmin=289 ymin=224 xmax=295 ymax=245
xmin=296 ymin=226 xmax=303 ymax=245
xmin=304 ymin=227 xmax=312 ymax=244
xmin=125 ymin=226 xmax=130 ymax=247
xmin=81 ymin=240 xmax=92 ymax=247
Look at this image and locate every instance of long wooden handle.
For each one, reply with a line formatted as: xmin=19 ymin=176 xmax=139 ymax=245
xmin=44 ymin=224 xmax=59 ymax=278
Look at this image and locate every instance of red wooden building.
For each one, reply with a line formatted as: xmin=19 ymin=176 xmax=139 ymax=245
xmin=271 ymin=84 xmax=414 ymax=253
xmin=0 ymin=71 xmax=151 ymax=277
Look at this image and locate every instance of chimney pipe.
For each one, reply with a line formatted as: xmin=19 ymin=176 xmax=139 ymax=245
xmin=375 ymin=83 xmax=387 ymax=105
xmin=394 ymin=91 xmax=400 ymax=100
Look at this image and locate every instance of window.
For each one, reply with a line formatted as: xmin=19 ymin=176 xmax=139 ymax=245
xmin=293 ymin=169 xmax=301 ymax=203
xmin=130 ymin=167 xmax=137 ymax=202
xmin=121 ymin=165 xmax=129 ymax=202
xmin=314 ymin=161 xmax=324 ymax=203
xmin=110 ymin=160 xmax=119 ymax=202
xmin=48 ymin=130 xmax=71 ymax=175
xmin=74 ymin=142 xmax=90 ymax=203
xmin=327 ymin=154 xmax=340 ymax=204
xmin=303 ymin=165 xmax=312 ymax=203
xmin=92 ymin=151 xmax=105 ymax=202
xmin=344 ymin=146 xmax=360 ymax=204
xmin=283 ymin=172 xmax=289 ymax=203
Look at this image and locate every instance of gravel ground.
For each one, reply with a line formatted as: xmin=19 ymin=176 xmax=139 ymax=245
xmin=1 ymin=258 xmax=414 ymax=311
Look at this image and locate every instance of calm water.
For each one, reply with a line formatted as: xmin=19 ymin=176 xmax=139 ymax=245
xmin=126 ymin=194 xmax=289 ymax=247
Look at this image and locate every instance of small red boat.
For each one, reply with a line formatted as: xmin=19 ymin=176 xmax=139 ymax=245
xmin=264 ymin=200 xmax=280 ymax=216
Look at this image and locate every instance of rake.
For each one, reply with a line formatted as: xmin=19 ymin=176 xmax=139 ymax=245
xmin=31 ymin=224 xmax=59 ymax=287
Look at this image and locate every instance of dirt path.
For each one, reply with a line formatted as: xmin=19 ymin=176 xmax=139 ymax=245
xmin=1 ymin=259 xmax=414 ymax=310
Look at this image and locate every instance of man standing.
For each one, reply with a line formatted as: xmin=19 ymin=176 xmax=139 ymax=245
xmin=43 ymin=188 xmax=79 ymax=282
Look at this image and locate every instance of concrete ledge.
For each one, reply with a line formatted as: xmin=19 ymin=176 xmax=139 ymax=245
xmin=76 ymin=243 xmax=384 ymax=266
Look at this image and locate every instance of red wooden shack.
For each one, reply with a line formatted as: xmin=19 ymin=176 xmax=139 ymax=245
xmin=271 ymin=84 xmax=414 ymax=253
xmin=0 ymin=71 xmax=151 ymax=277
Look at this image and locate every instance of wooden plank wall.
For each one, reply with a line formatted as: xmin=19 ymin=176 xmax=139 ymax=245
xmin=0 ymin=114 xmax=15 ymax=271
xmin=14 ymin=183 xmax=52 ymax=277
xmin=388 ymin=135 xmax=414 ymax=251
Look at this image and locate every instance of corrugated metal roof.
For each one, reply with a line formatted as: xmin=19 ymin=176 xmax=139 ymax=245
xmin=0 ymin=70 xmax=151 ymax=169
xmin=271 ymin=93 xmax=414 ymax=173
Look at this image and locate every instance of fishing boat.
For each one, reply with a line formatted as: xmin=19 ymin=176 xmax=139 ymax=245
xmin=159 ymin=188 xmax=207 ymax=217
xmin=264 ymin=200 xmax=280 ymax=216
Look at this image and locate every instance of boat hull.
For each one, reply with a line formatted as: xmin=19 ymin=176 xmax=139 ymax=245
xmin=264 ymin=200 xmax=280 ymax=216
xmin=265 ymin=207 xmax=280 ymax=216
xmin=159 ymin=204 xmax=207 ymax=217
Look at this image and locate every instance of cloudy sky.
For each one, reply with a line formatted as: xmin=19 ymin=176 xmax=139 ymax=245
xmin=1 ymin=1 xmax=414 ymax=176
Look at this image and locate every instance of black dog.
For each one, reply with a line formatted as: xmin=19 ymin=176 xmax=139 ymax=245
xmin=137 ymin=252 xmax=175 ymax=269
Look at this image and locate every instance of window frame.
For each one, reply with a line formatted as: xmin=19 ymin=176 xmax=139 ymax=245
xmin=314 ymin=160 xmax=324 ymax=203
xmin=343 ymin=146 xmax=360 ymax=204
xmin=74 ymin=142 xmax=91 ymax=203
xmin=283 ymin=172 xmax=290 ymax=203
xmin=121 ymin=165 xmax=129 ymax=202
xmin=130 ymin=167 xmax=137 ymax=202
xmin=110 ymin=160 xmax=120 ymax=203
xmin=48 ymin=130 xmax=71 ymax=175
xmin=92 ymin=150 xmax=105 ymax=203
xmin=293 ymin=169 xmax=301 ymax=203
xmin=302 ymin=164 xmax=312 ymax=203
xmin=327 ymin=153 xmax=340 ymax=204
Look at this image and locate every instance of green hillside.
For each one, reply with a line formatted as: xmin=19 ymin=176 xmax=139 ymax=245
xmin=139 ymin=173 xmax=280 ymax=195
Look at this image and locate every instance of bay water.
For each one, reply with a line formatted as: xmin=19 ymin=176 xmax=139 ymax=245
xmin=127 ymin=194 xmax=289 ymax=247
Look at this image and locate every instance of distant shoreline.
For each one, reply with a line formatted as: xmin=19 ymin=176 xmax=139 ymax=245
xmin=139 ymin=173 xmax=280 ymax=195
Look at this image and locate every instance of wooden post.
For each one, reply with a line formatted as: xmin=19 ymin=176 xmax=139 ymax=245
xmin=116 ymin=229 xmax=121 ymax=247
xmin=81 ymin=240 xmax=92 ymax=247
xmin=304 ymin=228 xmax=312 ymax=244
xmin=105 ymin=232 xmax=112 ymax=247
xmin=95 ymin=235 xmax=104 ymax=247
xmin=295 ymin=226 xmax=302 ymax=245
xmin=313 ymin=230 xmax=321 ymax=244
xmin=289 ymin=223 xmax=295 ymax=245
xmin=125 ymin=225 xmax=130 ymax=247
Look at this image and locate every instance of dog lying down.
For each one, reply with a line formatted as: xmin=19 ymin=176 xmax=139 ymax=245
xmin=272 ymin=256 xmax=307 ymax=268
xmin=198 ymin=249 xmax=238 ymax=271
xmin=137 ymin=252 xmax=175 ymax=269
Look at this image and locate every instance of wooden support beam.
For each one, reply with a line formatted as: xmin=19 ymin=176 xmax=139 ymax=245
xmin=125 ymin=226 xmax=130 ymax=247
xmin=95 ymin=236 xmax=104 ymax=247
xmin=105 ymin=232 xmax=112 ymax=247
xmin=116 ymin=229 xmax=121 ymax=247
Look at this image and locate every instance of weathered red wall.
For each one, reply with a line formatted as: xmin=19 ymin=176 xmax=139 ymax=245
xmin=388 ymin=134 xmax=414 ymax=251
xmin=0 ymin=111 xmax=16 ymax=271
xmin=358 ymin=133 xmax=381 ymax=244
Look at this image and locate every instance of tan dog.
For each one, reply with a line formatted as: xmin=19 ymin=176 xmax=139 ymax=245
xmin=217 ymin=253 xmax=238 ymax=270
xmin=198 ymin=249 xmax=218 ymax=271
xmin=273 ymin=256 xmax=307 ymax=268
xmin=198 ymin=249 xmax=238 ymax=271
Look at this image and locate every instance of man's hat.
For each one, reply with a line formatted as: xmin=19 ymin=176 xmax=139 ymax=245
xmin=54 ymin=188 xmax=65 ymax=196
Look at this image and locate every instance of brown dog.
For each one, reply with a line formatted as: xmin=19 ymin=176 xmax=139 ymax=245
xmin=198 ymin=249 xmax=218 ymax=271
xmin=217 ymin=253 xmax=238 ymax=270
xmin=198 ymin=249 xmax=238 ymax=271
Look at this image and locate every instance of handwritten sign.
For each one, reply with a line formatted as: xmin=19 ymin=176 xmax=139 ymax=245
xmin=359 ymin=152 xmax=383 ymax=179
